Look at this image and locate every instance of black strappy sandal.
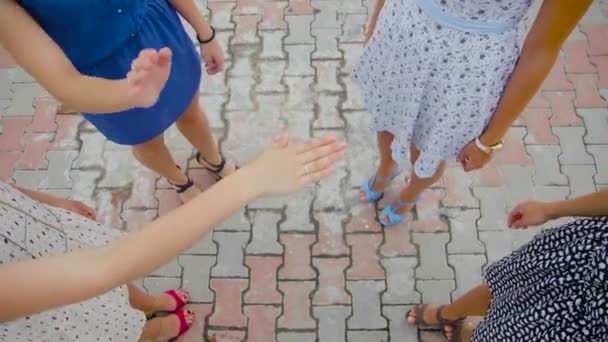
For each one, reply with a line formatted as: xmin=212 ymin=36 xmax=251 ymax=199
xmin=436 ymin=305 xmax=466 ymax=342
xmin=196 ymin=152 xmax=235 ymax=179
xmin=408 ymin=304 xmax=465 ymax=328
xmin=169 ymin=165 xmax=196 ymax=195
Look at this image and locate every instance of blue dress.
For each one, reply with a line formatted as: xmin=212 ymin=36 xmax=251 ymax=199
xmin=20 ymin=0 xmax=203 ymax=145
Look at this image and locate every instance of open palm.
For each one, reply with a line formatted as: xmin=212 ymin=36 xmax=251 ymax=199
xmin=126 ymin=48 xmax=172 ymax=108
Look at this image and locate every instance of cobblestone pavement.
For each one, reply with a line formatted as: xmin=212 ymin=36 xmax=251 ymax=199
xmin=1 ymin=1 xmax=608 ymax=341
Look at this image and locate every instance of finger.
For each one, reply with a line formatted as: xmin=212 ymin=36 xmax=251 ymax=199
xmin=273 ymin=132 xmax=289 ymax=148
xmin=131 ymin=69 xmax=150 ymax=86
xmin=158 ymin=47 xmax=172 ymax=66
xmin=294 ymin=135 xmax=338 ymax=154
xmin=300 ymin=149 xmax=345 ymax=176
xmin=298 ymin=141 xmax=347 ymax=164
xmin=132 ymin=49 xmax=156 ymax=71
xmin=300 ymin=166 xmax=336 ymax=185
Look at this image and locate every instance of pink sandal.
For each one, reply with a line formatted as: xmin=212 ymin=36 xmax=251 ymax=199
xmin=163 ymin=309 xmax=194 ymax=341
xmin=165 ymin=289 xmax=189 ymax=313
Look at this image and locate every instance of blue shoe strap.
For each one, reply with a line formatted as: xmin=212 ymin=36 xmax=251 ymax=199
xmin=374 ymin=169 xmax=400 ymax=183
xmin=393 ymin=198 xmax=418 ymax=211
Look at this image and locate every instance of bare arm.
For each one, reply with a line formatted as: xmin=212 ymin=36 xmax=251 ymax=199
xmin=0 ymin=0 xmax=163 ymax=113
xmin=168 ymin=0 xmax=214 ymax=40
xmin=479 ymin=0 xmax=593 ymax=146
xmin=0 ymin=135 xmax=345 ymax=321
xmin=547 ymin=189 xmax=608 ymax=220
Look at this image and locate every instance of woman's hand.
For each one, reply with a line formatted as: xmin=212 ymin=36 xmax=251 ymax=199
xmin=54 ymin=199 xmax=97 ymax=220
xmin=126 ymin=48 xmax=173 ymax=108
xmin=200 ymin=40 xmax=225 ymax=75
xmin=247 ymin=133 xmax=347 ymax=196
xmin=508 ymin=201 xmax=553 ymax=229
xmin=458 ymin=140 xmax=492 ymax=172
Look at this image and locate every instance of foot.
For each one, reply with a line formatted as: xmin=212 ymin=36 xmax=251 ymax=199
xmin=407 ymin=304 xmax=463 ymax=326
xmin=443 ymin=316 xmax=481 ymax=342
xmin=152 ymin=290 xmax=190 ymax=312
xmin=379 ymin=191 xmax=418 ymax=226
xmin=197 ymin=152 xmax=237 ymax=179
xmin=359 ymin=160 xmax=398 ymax=202
xmin=151 ymin=309 xmax=195 ymax=341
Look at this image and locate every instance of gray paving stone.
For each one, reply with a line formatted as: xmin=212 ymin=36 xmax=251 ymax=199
xmin=285 ymin=45 xmax=315 ymax=76
xmin=226 ymin=77 xmax=255 ymax=111
xmin=216 ymin=207 xmax=251 ymax=231
xmin=510 ymin=227 xmax=542 ymax=250
xmin=562 ymin=164 xmax=598 ymax=198
xmin=74 ymin=132 xmax=106 ymax=168
xmin=413 ymin=233 xmax=454 ymax=280
xmin=247 ymin=211 xmax=283 ymax=255
xmin=278 ymin=332 xmax=316 ymax=342
xmin=260 ymin=30 xmax=287 ymax=59
xmin=42 ymin=150 xmax=78 ymax=189
xmin=0 ymin=69 xmax=11 ymax=100
xmin=200 ymin=65 xmax=228 ymax=95
xmin=99 ymin=149 xmax=135 ymax=188
xmin=281 ymin=189 xmax=315 ymax=232
xmin=313 ymin=93 xmax=345 ymax=128
xmin=578 ymin=108 xmax=608 ymax=144
xmin=228 ymin=46 xmax=256 ymax=77
xmin=7 ymin=82 xmax=46 ymax=116
xmin=340 ymin=13 xmax=367 ymax=43
xmin=527 ymin=145 xmax=568 ymax=185
xmin=346 ymin=331 xmax=388 ymax=342
xmin=314 ymin=306 xmax=350 ymax=342
xmin=13 ymin=170 xmax=45 ymax=189
xmin=340 ymin=42 xmax=365 ymax=75
xmin=347 ymin=280 xmax=387 ymax=329
xmin=314 ymin=162 xmax=347 ymax=211
xmin=446 ymin=209 xmax=485 ymax=254
xmin=383 ymin=305 xmax=418 ymax=342
xmin=257 ymin=60 xmax=287 ymax=93
xmin=311 ymin=0 xmax=341 ymax=29
xmin=479 ymin=231 xmax=512 ymax=265
xmin=342 ymin=76 xmax=366 ymax=111
xmin=209 ymin=2 xmax=235 ymax=29
xmin=381 ymin=258 xmax=420 ymax=305
xmin=345 ymin=111 xmax=377 ymax=187
xmin=417 ymin=279 xmax=456 ymax=304
xmin=588 ymin=145 xmax=608 ymax=184
xmin=179 ymin=255 xmax=215 ymax=302
xmin=553 ymin=127 xmax=595 ymax=164
xmin=143 ymin=276 xmax=181 ymax=294
xmin=501 ymin=166 xmax=535 ymax=209
xmin=212 ymin=231 xmax=249 ymax=277
xmin=285 ymin=16 xmax=315 ymax=44
xmin=448 ymin=254 xmax=486 ymax=300
xmin=312 ymin=28 xmax=342 ymax=59
xmin=313 ymin=60 xmax=342 ymax=93
xmin=473 ymin=187 xmax=508 ymax=231
xmin=285 ymin=76 xmax=315 ymax=111
xmin=185 ymin=233 xmax=217 ymax=255
xmin=200 ymin=94 xmax=226 ymax=129
xmin=150 ymin=258 xmax=182 ymax=277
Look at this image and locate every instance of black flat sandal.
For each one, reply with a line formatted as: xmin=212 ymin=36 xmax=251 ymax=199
xmin=196 ymin=152 xmax=235 ymax=179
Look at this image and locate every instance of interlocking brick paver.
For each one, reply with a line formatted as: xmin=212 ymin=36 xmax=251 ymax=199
xmin=73 ymin=131 xmax=105 ymax=168
xmin=286 ymin=0 xmax=314 ymax=15
xmin=232 ymin=15 xmax=259 ymax=45
xmin=207 ymin=330 xmax=246 ymax=342
xmin=587 ymin=145 xmax=608 ymax=184
xmin=527 ymin=145 xmax=569 ymax=185
xmin=473 ymin=187 xmax=508 ymax=231
xmin=313 ymin=257 xmax=350 ymax=305
xmin=580 ymin=24 xmax=608 ymax=56
xmin=0 ymin=151 xmax=21 ymax=181
xmin=312 ymin=28 xmax=342 ymax=60
xmin=542 ymin=57 xmax=574 ymax=91
xmin=341 ymin=14 xmax=367 ymax=43
xmin=382 ymin=257 xmax=420 ymax=304
xmin=212 ymin=231 xmax=249 ymax=278
xmin=260 ymin=30 xmax=287 ymax=60
xmin=578 ymin=108 xmax=608 ymax=144
xmin=449 ymin=254 xmax=486 ymax=299
xmin=521 ymin=108 xmax=558 ymax=145
xmin=209 ymin=278 xmax=248 ymax=328
xmin=244 ymin=305 xmax=281 ymax=342
xmin=143 ymin=277 xmax=181 ymax=295
xmin=257 ymin=60 xmax=287 ymax=93
xmin=562 ymin=164 xmax=598 ymax=198
xmin=313 ymin=211 xmax=349 ymax=256
xmin=501 ymin=165 xmax=535 ymax=208
xmin=245 ymin=256 xmax=282 ymax=304
xmin=413 ymin=233 xmax=454 ymax=280
xmin=285 ymin=45 xmax=315 ymax=76
xmin=569 ymin=73 xmax=608 ymax=107
xmin=43 ymin=150 xmax=78 ymax=188
xmin=346 ymin=331 xmax=388 ymax=342
xmin=346 ymin=233 xmax=384 ymax=280
xmin=28 ymin=99 xmax=58 ymax=133
xmin=278 ymin=280 xmax=316 ymax=329
xmin=442 ymin=167 xmax=479 ymax=208
xmin=277 ymin=332 xmax=316 ymax=342
xmin=180 ymin=255 xmax=215 ymax=303
xmin=545 ymin=91 xmax=583 ymax=126
xmin=16 ymin=133 xmax=52 ymax=169
xmin=347 ymin=280 xmax=387 ymax=329
xmin=150 ymin=258 xmax=182 ymax=277
xmin=247 ymin=211 xmax=283 ymax=255
xmin=311 ymin=0 xmax=340 ymax=29
xmin=479 ymin=231 xmax=512 ymax=265
xmin=590 ymin=55 xmax=608 ymax=88
xmin=384 ymin=305 xmax=418 ymax=342
xmin=413 ymin=188 xmax=448 ymax=233
xmin=285 ymin=16 xmax=315 ymax=45
xmin=418 ymin=279 xmax=456 ymax=304
xmin=313 ymin=93 xmax=345 ymax=128
xmin=553 ymin=126 xmax=595 ymax=165
xmin=7 ymin=83 xmax=46 ymax=116
xmin=446 ymin=209 xmax=485 ymax=254
xmin=259 ymin=1 xmax=287 ymax=30
xmin=226 ymin=77 xmax=255 ymax=111
xmin=279 ymin=233 xmax=316 ymax=280
xmin=381 ymin=220 xmax=418 ymax=257
xmin=229 ymin=47 xmax=256 ymax=77
xmin=284 ymin=76 xmax=315 ymax=110
xmin=313 ymin=60 xmax=342 ymax=92
xmin=563 ymin=40 xmax=595 ymax=73
xmin=314 ymin=305 xmax=350 ymax=342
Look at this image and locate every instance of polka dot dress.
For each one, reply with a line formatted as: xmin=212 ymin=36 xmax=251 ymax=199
xmin=474 ymin=217 xmax=608 ymax=341
xmin=0 ymin=182 xmax=145 ymax=341
xmin=352 ymin=0 xmax=532 ymax=177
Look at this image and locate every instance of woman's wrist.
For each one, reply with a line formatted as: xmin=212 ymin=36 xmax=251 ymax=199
xmin=196 ymin=23 xmax=214 ymax=44
xmin=544 ymin=200 xmax=565 ymax=220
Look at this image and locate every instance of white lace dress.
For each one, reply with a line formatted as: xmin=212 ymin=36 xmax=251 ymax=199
xmin=353 ymin=0 xmax=533 ymax=177
xmin=0 ymin=182 xmax=145 ymax=341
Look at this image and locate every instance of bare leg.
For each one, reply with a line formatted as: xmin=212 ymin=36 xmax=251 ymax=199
xmin=132 ymin=135 xmax=200 ymax=202
xmin=127 ymin=283 xmax=189 ymax=313
xmin=380 ymin=145 xmax=446 ymax=222
xmin=176 ymin=97 xmax=235 ymax=177
xmin=359 ymin=131 xmax=398 ymax=201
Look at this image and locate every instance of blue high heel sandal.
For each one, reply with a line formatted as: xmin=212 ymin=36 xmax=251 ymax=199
xmin=379 ymin=198 xmax=419 ymax=226
xmin=360 ymin=169 xmax=401 ymax=203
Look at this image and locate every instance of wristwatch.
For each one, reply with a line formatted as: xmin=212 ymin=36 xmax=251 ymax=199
xmin=475 ymin=137 xmax=503 ymax=154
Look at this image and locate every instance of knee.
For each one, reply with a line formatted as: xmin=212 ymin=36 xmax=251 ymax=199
xmin=177 ymin=104 xmax=208 ymax=127
xmin=132 ymin=140 xmax=161 ymax=160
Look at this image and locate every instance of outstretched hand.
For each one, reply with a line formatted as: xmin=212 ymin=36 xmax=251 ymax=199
xmin=248 ymin=133 xmax=347 ymax=196
xmin=508 ymin=201 xmax=552 ymax=229
xmin=126 ymin=48 xmax=172 ymax=108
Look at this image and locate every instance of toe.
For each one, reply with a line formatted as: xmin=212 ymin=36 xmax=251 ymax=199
xmin=178 ymin=289 xmax=189 ymax=303
xmin=185 ymin=310 xmax=195 ymax=325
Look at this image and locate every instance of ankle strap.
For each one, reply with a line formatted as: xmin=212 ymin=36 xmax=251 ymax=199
xmin=197 ymin=153 xmax=226 ymax=174
xmin=169 ymin=177 xmax=194 ymax=194
xmin=393 ymin=198 xmax=417 ymax=211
